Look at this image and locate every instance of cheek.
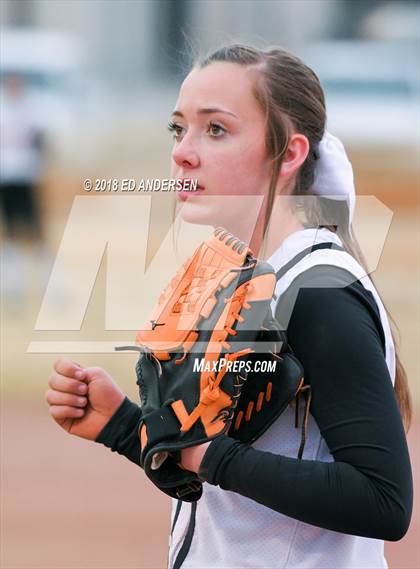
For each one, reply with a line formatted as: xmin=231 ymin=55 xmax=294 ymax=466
xmin=209 ymin=143 xmax=270 ymax=196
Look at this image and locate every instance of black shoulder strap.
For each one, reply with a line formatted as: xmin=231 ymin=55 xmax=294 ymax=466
xmin=275 ymin=242 xmax=344 ymax=282
xmin=173 ymin=501 xmax=197 ymax=569
xmin=274 ymin=241 xmax=344 ymax=460
xmin=171 ymin=500 xmax=183 ymax=535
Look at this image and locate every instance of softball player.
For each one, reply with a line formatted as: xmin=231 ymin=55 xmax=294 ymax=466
xmin=46 ymin=44 xmax=413 ymax=568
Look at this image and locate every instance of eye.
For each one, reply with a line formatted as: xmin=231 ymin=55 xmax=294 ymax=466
xmin=167 ymin=121 xmax=184 ymax=140
xmin=207 ymin=121 xmax=226 ymax=137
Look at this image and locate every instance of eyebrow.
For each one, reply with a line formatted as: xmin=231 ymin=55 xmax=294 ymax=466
xmin=172 ymin=107 xmax=238 ymax=119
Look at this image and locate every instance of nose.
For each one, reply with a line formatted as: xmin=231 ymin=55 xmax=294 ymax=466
xmin=172 ymin=135 xmax=200 ymax=169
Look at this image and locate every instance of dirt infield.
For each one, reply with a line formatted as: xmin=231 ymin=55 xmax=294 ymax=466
xmin=1 ymin=401 xmax=170 ymax=569
xmin=1 ymin=401 xmax=418 ymax=569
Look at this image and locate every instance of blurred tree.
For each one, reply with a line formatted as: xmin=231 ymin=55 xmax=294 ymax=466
xmin=155 ymin=0 xmax=193 ymax=78
xmin=2 ymin=0 xmax=36 ymax=26
xmin=333 ymin=0 xmax=418 ymax=39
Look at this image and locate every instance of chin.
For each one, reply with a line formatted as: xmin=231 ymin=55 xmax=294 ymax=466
xmin=177 ymin=196 xmax=225 ymax=227
xmin=176 ymin=194 xmax=259 ymax=238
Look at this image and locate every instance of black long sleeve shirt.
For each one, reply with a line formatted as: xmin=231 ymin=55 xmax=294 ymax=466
xmin=96 ymin=266 xmax=413 ymax=541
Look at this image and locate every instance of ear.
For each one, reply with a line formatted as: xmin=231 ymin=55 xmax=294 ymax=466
xmin=279 ymin=134 xmax=310 ymax=178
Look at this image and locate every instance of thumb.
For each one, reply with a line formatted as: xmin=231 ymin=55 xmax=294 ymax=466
xmin=82 ymin=366 xmax=107 ymax=384
xmin=73 ymin=361 xmax=87 ymax=381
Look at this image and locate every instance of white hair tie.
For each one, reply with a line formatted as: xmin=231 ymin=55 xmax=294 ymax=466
xmin=312 ymin=131 xmax=356 ymax=223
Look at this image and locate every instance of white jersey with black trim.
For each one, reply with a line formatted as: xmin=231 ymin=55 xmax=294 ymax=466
xmin=168 ymin=227 xmax=394 ymax=569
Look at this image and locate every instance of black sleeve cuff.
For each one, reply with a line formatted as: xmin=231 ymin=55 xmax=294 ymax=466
xmin=198 ymin=435 xmax=245 ymax=484
xmin=95 ymin=396 xmax=143 ymax=467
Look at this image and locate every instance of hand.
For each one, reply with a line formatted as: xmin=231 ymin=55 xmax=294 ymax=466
xmin=180 ymin=442 xmax=211 ymax=474
xmin=45 ymin=358 xmax=125 ymax=441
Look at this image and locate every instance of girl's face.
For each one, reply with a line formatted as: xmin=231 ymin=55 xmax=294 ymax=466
xmin=169 ymin=62 xmax=273 ymax=230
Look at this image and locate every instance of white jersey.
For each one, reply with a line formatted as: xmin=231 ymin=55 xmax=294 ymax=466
xmin=168 ymin=227 xmax=395 ymax=569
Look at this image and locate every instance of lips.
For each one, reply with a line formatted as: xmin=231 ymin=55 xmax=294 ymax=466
xmin=178 ymin=178 xmax=204 ymax=191
xmin=177 ymin=179 xmax=205 ymax=201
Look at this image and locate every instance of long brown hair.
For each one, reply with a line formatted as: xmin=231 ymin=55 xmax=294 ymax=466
xmin=197 ymin=44 xmax=412 ymax=431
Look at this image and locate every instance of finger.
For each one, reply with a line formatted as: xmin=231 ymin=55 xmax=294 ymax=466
xmin=48 ymin=372 xmax=88 ymax=395
xmin=49 ymin=405 xmax=85 ymax=420
xmin=45 ymin=389 xmax=87 ymax=408
xmin=53 ymin=358 xmax=86 ymax=380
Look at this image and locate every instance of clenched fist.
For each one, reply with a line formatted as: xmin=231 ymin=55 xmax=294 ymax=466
xmin=45 ymin=358 xmax=125 ymax=441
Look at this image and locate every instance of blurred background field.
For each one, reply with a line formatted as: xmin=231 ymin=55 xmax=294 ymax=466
xmin=1 ymin=1 xmax=419 ymax=568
